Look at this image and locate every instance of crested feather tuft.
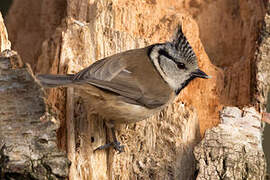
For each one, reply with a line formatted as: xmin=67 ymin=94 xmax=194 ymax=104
xmin=172 ymin=25 xmax=197 ymax=64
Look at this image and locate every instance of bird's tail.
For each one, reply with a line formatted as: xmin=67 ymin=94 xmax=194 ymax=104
xmin=36 ymin=74 xmax=75 ymax=88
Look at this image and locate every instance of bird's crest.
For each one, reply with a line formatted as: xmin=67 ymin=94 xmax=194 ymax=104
xmin=172 ymin=25 xmax=197 ymax=64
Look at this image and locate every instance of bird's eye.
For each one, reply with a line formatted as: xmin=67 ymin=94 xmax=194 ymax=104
xmin=176 ymin=62 xmax=186 ymax=69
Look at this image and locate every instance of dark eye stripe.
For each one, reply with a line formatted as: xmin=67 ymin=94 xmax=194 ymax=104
xmin=158 ymin=49 xmax=175 ymax=61
xmin=158 ymin=49 xmax=186 ymax=70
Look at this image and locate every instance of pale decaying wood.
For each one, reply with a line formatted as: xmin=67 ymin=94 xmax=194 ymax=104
xmin=0 ymin=50 xmax=69 ymax=179
xmin=0 ymin=13 xmax=11 ymax=52
xmin=194 ymin=107 xmax=266 ymax=179
xmin=111 ymin=103 xmax=200 ymax=180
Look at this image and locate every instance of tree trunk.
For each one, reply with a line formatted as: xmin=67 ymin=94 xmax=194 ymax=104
xmin=0 ymin=0 xmax=268 ymax=179
xmin=0 ymin=13 xmax=69 ymax=179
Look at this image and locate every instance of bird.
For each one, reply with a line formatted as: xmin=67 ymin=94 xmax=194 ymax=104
xmin=37 ymin=25 xmax=210 ymax=153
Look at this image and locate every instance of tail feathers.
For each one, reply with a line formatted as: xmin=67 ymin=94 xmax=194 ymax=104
xmin=36 ymin=74 xmax=75 ymax=88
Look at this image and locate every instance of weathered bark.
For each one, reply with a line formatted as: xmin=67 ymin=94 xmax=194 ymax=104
xmin=0 ymin=49 xmax=69 ymax=179
xmin=0 ymin=12 xmax=69 ymax=179
xmin=253 ymin=3 xmax=270 ymax=177
xmin=254 ymin=3 xmax=270 ymax=112
xmin=2 ymin=0 xmax=269 ymax=179
xmin=194 ymin=107 xmax=266 ymax=179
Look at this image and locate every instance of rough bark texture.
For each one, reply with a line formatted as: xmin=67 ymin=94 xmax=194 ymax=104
xmin=2 ymin=0 xmax=269 ymax=179
xmin=253 ymin=3 xmax=270 ymax=177
xmin=254 ymin=3 xmax=270 ymax=112
xmin=194 ymin=107 xmax=266 ymax=179
xmin=0 ymin=49 xmax=69 ymax=179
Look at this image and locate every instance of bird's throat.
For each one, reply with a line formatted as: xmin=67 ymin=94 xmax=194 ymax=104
xmin=175 ymin=76 xmax=196 ymax=95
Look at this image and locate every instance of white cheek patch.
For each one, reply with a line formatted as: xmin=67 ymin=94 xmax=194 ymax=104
xmin=150 ymin=46 xmax=180 ymax=90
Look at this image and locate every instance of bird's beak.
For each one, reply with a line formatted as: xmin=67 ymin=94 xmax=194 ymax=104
xmin=192 ymin=69 xmax=211 ymax=79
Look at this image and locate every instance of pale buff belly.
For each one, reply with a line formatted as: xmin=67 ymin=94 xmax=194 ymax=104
xmin=77 ymin=86 xmax=166 ymax=125
xmin=94 ymin=98 xmax=163 ymax=125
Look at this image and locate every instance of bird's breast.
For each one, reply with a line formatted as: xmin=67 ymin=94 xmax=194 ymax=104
xmin=78 ymin=86 xmax=171 ymax=125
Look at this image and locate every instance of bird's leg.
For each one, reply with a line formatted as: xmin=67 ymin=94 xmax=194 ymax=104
xmin=93 ymin=127 xmax=124 ymax=153
xmin=111 ymin=127 xmax=125 ymax=153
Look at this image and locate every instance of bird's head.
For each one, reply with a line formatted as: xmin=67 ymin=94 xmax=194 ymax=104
xmin=149 ymin=25 xmax=210 ymax=94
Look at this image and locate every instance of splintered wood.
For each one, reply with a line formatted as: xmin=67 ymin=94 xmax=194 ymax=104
xmin=0 ymin=13 xmax=10 ymax=52
xmin=194 ymin=107 xmax=266 ymax=179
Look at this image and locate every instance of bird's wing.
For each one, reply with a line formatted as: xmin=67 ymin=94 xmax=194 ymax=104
xmin=73 ymin=56 xmax=164 ymax=108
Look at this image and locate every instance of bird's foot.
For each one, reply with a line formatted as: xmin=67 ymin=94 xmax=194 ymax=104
xmin=94 ymin=141 xmax=124 ymax=153
xmin=112 ymin=141 xmax=125 ymax=153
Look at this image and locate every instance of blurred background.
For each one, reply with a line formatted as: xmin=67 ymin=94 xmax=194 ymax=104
xmin=0 ymin=0 xmax=269 ymax=175
xmin=0 ymin=0 xmax=12 ymax=17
